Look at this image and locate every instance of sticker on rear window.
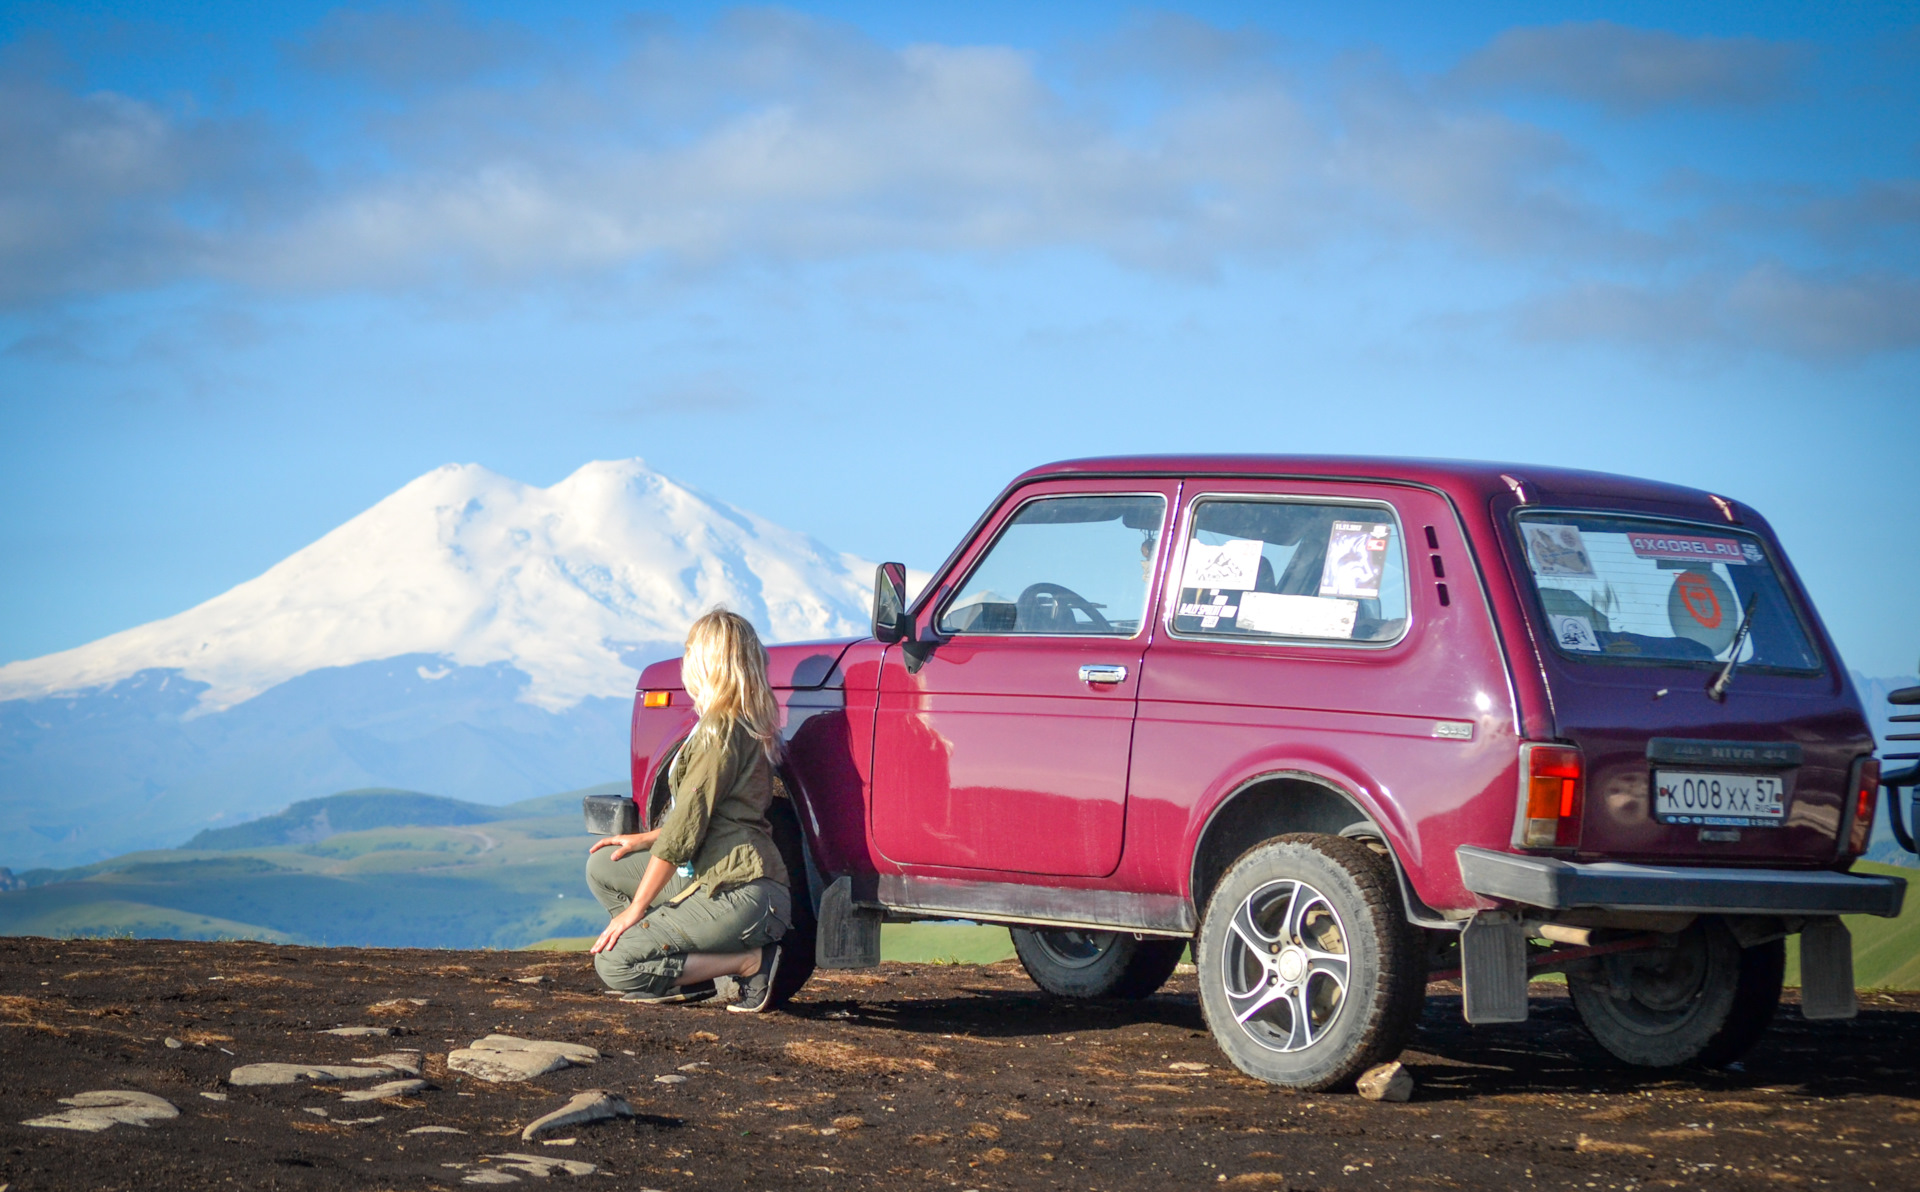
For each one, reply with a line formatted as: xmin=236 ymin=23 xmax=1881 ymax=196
xmin=1319 ymin=521 xmax=1391 ymax=599
xmin=1628 ymin=532 xmax=1749 ymax=565
xmin=1182 ymin=538 xmax=1263 ymax=590
xmin=1522 ymin=523 xmax=1596 ymax=577
xmin=1238 ymin=592 xmax=1357 ymax=639
xmin=1549 ymin=614 xmax=1601 ymax=652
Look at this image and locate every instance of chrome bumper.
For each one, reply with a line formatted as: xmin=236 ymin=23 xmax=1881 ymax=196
xmin=1456 ymin=845 xmax=1908 ymax=918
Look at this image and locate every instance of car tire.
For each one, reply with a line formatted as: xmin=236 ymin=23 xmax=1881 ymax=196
xmin=764 ymin=794 xmax=816 ymax=1007
xmin=1194 ymin=833 xmax=1425 ymax=1091
xmin=1012 ymin=928 xmax=1186 ymax=1000
xmin=1568 ymin=917 xmax=1782 ymax=1069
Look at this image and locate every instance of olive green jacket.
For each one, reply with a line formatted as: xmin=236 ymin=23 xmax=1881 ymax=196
xmin=652 ymin=720 xmax=789 ymax=896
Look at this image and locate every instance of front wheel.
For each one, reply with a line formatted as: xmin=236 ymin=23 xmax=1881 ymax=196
xmin=1012 ymin=928 xmax=1185 ymax=999
xmin=1568 ymin=918 xmax=1783 ymax=1068
xmin=1195 ymin=834 xmax=1425 ymax=1091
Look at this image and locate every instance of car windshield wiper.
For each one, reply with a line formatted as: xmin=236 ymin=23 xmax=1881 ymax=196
xmin=1706 ymin=593 xmax=1761 ymax=702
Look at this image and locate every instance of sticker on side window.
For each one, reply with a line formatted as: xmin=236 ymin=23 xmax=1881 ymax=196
xmin=1549 ymin=614 xmax=1602 ymax=652
xmin=1318 ymin=521 xmax=1391 ymax=599
xmin=1182 ymin=538 xmax=1264 ymax=590
xmin=1238 ymin=593 xmax=1358 ymax=639
xmin=1522 ymin=523 xmax=1596 ymax=577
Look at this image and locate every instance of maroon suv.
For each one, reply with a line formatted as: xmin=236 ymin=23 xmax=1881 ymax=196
xmin=620 ymin=456 xmax=1905 ymax=1091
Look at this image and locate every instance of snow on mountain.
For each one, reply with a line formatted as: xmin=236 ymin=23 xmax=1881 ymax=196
xmin=0 ymin=459 xmax=875 ymax=713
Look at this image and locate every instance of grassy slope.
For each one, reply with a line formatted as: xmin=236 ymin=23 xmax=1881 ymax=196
xmin=0 ymin=785 xmax=624 ymax=949
xmin=1784 ymin=859 xmax=1920 ymax=990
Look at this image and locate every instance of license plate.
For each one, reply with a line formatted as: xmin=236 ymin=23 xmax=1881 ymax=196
xmin=1653 ymin=770 xmax=1786 ymax=827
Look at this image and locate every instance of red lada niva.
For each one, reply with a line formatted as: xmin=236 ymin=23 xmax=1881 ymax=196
xmin=619 ymin=456 xmax=1906 ymax=1090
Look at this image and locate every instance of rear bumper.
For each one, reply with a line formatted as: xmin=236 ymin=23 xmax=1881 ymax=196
xmin=1456 ymin=845 xmax=1908 ymax=918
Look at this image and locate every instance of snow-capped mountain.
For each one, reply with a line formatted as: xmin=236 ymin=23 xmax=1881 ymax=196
xmin=0 ymin=460 xmax=876 ymax=870
xmin=0 ymin=459 xmax=874 ymax=713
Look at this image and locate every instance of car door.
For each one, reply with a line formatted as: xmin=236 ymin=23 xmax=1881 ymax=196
xmin=870 ymin=480 xmax=1178 ymax=877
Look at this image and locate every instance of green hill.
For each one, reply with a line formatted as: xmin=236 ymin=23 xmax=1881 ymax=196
xmin=0 ymin=783 xmax=626 ymax=949
xmin=1785 ymin=858 xmax=1920 ymax=990
xmin=182 ymin=788 xmax=504 ymax=850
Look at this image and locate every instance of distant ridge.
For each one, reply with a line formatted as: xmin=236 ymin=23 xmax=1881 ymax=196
xmin=183 ymin=789 xmax=501 ymax=851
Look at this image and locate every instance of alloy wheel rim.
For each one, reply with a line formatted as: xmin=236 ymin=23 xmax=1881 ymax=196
xmin=1033 ymin=929 xmax=1117 ymax=970
xmin=1219 ymin=878 xmax=1351 ymax=1053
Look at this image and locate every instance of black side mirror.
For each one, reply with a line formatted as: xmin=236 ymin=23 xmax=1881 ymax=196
xmin=872 ymin=562 xmax=910 ymax=643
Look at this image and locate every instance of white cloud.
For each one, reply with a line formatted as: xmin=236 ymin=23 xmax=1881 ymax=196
xmin=0 ymin=10 xmax=1913 ymax=362
xmin=1453 ymin=20 xmax=1807 ymax=112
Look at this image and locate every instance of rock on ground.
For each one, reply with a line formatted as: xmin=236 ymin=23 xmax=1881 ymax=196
xmin=23 ymin=1091 xmax=178 ymax=1132
xmin=1356 ymin=1060 xmax=1414 ymax=1102
xmin=447 ymin=1035 xmax=597 ymax=1084
xmin=338 ymin=1078 xmax=429 ymax=1102
xmin=228 ymin=1062 xmax=404 ymax=1087
xmin=321 ymin=1026 xmax=393 ymax=1036
xmin=520 ymin=1089 xmax=634 ymax=1141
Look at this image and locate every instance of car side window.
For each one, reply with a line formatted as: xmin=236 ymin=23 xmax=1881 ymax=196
xmin=1171 ymin=497 xmax=1410 ymax=644
xmin=938 ymin=494 xmax=1166 ymax=637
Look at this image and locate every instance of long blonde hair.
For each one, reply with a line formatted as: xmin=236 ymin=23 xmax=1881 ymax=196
xmin=680 ymin=607 xmax=782 ymax=765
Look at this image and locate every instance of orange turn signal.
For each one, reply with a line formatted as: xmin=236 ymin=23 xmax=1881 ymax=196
xmin=1519 ymin=743 xmax=1584 ymax=849
xmin=642 ymin=690 xmax=672 ymax=709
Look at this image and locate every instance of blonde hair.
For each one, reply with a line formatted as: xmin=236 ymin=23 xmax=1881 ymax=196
xmin=680 ymin=607 xmax=782 ymax=764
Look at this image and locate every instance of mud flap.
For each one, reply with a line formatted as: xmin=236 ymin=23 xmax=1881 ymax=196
xmin=816 ymin=875 xmax=882 ymax=969
xmin=1797 ymin=916 xmax=1857 ymax=1020
xmin=1461 ymin=912 xmax=1529 ymax=1024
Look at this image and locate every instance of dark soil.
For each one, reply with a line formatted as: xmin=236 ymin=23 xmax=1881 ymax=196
xmin=1 ymin=937 xmax=1915 ymax=1191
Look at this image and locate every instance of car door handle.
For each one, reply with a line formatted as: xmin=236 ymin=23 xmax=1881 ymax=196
xmin=1079 ymin=664 xmax=1128 ymax=685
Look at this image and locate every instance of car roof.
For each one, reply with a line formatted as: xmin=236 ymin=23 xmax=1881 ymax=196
xmin=1012 ymin=454 xmax=1727 ymax=511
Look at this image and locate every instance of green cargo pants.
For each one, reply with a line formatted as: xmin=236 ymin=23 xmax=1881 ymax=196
xmin=584 ymin=845 xmax=791 ymax=996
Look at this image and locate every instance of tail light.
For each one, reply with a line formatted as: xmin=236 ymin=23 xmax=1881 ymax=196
xmin=1847 ymin=758 xmax=1881 ymax=857
xmin=642 ymin=690 xmax=672 ymax=709
xmin=1517 ymin=743 xmax=1585 ymax=850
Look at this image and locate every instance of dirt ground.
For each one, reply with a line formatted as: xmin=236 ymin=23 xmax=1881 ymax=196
xmin=1 ymin=937 xmax=1915 ymax=1191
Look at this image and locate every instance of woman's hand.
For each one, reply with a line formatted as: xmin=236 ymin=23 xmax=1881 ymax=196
xmin=588 ymin=830 xmax=658 ymax=860
xmin=590 ymin=905 xmax=644 ymax=955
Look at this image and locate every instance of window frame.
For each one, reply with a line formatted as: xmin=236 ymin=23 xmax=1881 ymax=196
xmin=933 ymin=489 xmax=1172 ymax=641
xmin=1161 ymin=492 xmax=1414 ymax=650
xmin=1508 ymin=506 xmax=1826 ymax=677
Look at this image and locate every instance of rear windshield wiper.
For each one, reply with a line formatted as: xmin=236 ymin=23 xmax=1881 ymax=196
xmin=1706 ymin=593 xmax=1760 ymax=702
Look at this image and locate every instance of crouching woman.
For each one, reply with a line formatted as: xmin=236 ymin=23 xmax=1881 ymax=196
xmin=584 ymin=609 xmax=790 ymax=1012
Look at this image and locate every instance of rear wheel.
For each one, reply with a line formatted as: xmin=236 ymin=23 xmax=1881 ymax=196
xmin=1012 ymin=928 xmax=1185 ymax=999
xmin=1567 ymin=917 xmax=1783 ymax=1068
xmin=1195 ymin=834 xmax=1425 ymax=1091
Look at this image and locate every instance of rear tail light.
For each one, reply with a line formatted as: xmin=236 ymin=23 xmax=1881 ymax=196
xmin=1847 ymin=758 xmax=1881 ymax=856
xmin=642 ymin=690 xmax=672 ymax=709
xmin=1518 ymin=743 xmax=1585 ymax=849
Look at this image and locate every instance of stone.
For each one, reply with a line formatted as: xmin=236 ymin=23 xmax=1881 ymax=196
xmin=448 ymin=1036 xmax=597 ymax=1083
xmin=408 ymin=1125 xmax=467 ymax=1135
xmin=322 ymin=1026 xmax=393 ymax=1037
xmin=462 ymin=1170 xmax=521 ymax=1185
xmin=199 ymin=1092 xmax=228 ymax=1102
xmin=486 ymin=1153 xmax=597 ymax=1177
xmin=353 ymin=1051 xmax=422 ymax=1075
xmin=653 ymin=1074 xmax=686 ymax=1085
xmin=164 ymin=1037 xmax=184 ymax=1049
xmin=336 ymin=1115 xmax=385 ymax=1125
xmin=302 ymin=1107 xmax=330 ymax=1117
xmin=520 ymin=1090 xmax=635 ymax=1141
xmin=675 ymin=1062 xmax=708 ymax=1072
xmin=513 ymin=976 xmax=546 ymax=985
xmin=338 ymin=1079 xmax=429 ymax=1103
xmin=228 ymin=1063 xmax=402 ymax=1087
xmin=1355 ymin=1061 xmax=1414 ymax=1103
xmin=23 ymin=1090 xmax=179 ymax=1132
xmin=1168 ymin=1061 xmax=1211 ymax=1072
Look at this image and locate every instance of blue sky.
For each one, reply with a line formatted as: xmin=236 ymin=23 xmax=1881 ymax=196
xmin=2 ymin=1 xmax=1917 ymax=677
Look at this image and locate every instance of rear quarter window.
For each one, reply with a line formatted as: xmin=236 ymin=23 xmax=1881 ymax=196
xmin=1170 ymin=497 xmax=1410 ymax=645
xmin=1514 ymin=511 xmax=1822 ymax=673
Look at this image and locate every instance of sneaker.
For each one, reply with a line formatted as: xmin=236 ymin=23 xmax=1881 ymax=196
xmin=727 ymin=944 xmax=782 ymax=1014
xmin=622 ymin=980 xmax=716 ymax=1006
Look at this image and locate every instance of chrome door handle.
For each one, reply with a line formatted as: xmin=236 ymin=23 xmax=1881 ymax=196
xmin=1079 ymin=664 xmax=1128 ymax=685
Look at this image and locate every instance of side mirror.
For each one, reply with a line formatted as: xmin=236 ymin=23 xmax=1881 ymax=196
xmin=872 ymin=562 xmax=910 ymax=643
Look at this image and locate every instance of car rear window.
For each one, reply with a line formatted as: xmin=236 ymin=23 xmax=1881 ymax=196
xmin=1515 ymin=512 xmax=1821 ymax=672
xmin=1170 ymin=497 xmax=1409 ymax=644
